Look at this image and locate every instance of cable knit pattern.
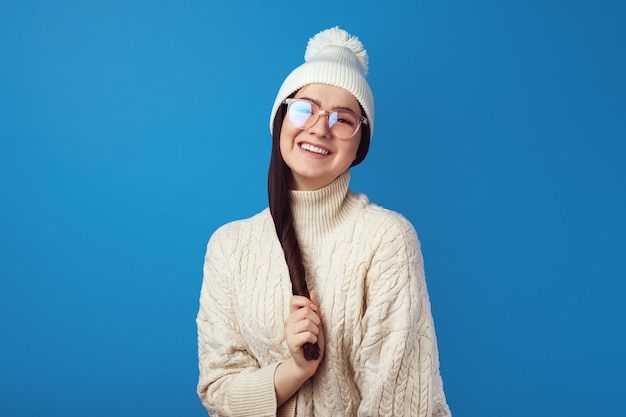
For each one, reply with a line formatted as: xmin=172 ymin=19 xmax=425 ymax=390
xmin=197 ymin=171 xmax=451 ymax=417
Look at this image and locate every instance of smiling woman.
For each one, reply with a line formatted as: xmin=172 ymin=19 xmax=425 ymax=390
xmin=280 ymin=84 xmax=363 ymax=191
xmin=196 ymin=27 xmax=451 ymax=417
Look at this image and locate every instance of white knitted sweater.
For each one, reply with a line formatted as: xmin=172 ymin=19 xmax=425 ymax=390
xmin=197 ymin=171 xmax=451 ymax=417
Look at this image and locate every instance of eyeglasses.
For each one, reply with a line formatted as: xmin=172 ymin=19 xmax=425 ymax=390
xmin=284 ymin=98 xmax=368 ymax=139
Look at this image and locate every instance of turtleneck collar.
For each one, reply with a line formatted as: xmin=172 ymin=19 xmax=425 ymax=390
xmin=290 ymin=170 xmax=361 ymax=247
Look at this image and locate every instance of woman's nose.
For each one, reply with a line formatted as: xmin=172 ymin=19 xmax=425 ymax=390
xmin=307 ymin=111 xmax=332 ymax=138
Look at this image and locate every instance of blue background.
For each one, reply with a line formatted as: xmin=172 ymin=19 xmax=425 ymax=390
xmin=1 ymin=1 xmax=624 ymax=416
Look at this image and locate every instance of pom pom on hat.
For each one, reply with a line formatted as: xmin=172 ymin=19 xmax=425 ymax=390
xmin=270 ymin=27 xmax=375 ymax=139
xmin=304 ymin=27 xmax=369 ymax=76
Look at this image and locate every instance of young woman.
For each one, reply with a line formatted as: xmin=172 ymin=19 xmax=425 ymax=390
xmin=197 ymin=27 xmax=451 ymax=417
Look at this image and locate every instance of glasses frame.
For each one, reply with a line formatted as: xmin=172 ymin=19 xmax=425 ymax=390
xmin=283 ymin=98 xmax=368 ymax=139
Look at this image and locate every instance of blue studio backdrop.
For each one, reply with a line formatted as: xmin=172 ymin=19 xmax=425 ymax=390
xmin=1 ymin=1 xmax=625 ymax=416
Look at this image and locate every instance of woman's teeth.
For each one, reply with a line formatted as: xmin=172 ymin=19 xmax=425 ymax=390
xmin=300 ymin=143 xmax=329 ymax=155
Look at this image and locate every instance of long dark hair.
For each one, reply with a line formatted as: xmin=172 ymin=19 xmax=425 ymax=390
xmin=268 ymin=99 xmax=371 ymax=360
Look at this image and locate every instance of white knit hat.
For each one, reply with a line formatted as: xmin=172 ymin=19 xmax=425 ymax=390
xmin=269 ymin=27 xmax=375 ymax=139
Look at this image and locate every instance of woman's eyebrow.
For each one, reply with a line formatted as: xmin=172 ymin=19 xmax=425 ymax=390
xmin=298 ymin=96 xmax=321 ymax=106
xmin=299 ymin=96 xmax=359 ymax=114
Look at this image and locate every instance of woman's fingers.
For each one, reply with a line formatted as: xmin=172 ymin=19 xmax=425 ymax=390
xmin=286 ymin=317 xmax=320 ymax=336
xmin=310 ymin=290 xmax=318 ymax=308
xmin=285 ymin=295 xmax=323 ymax=353
xmin=290 ymin=295 xmax=318 ymax=313
xmin=286 ymin=307 xmax=320 ymax=326
xmin=288 ymin=329 xmax=319 ymax=346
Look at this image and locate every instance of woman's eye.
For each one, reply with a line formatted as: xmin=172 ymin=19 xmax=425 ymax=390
xmin=294 ymin=106 xmax=313 ymax=115
xmin=337 ymin=115 xmax=356 ymax=126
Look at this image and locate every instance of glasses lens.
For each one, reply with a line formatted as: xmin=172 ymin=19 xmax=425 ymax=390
xmin=329 ymin=110 xmax=359 ymax=138
xmin=288 ymin=100 xmax=316 ymax=129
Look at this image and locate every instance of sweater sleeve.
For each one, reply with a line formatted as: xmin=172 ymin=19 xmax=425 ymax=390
xmin=196 ymin=224 xmax=292 ymax=417
xmin=356 ymin=214 xmax=451 ymax=417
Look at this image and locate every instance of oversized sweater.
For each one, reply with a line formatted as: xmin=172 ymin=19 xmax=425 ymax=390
xmin=197 ymin=171 xmax=451 ymax=417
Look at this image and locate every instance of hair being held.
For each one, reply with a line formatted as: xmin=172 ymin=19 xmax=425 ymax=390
xmin=268 ymin=103 xmax=319 ymax=360
xmin=268 ymin=101 xmax=370 ymax=361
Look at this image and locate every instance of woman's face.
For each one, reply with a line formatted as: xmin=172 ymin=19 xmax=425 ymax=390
xmin=280 ymin=83 xmax=363 ymax=191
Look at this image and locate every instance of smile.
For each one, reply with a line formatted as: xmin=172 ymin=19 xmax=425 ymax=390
xmin=300 ymin=142 xmax=330 ymax=155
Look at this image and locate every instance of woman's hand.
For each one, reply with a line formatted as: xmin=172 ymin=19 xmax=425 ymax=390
xmin=274 ymin=291 xmax=326 ymax=406
xmin=284 ymin=291 xmax=325 ymax=375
